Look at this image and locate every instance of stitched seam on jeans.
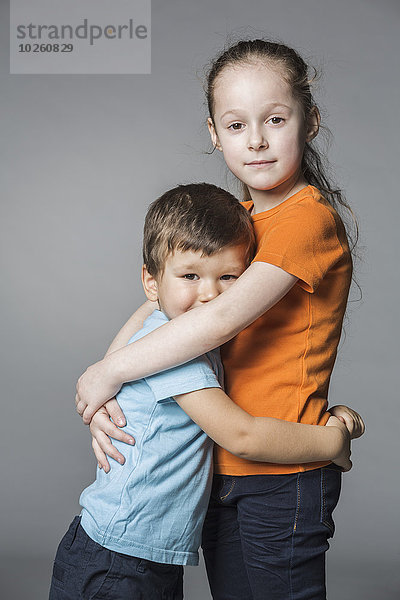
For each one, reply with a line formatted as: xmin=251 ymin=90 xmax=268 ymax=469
xmin=289 ymin=473 xmax=301 ymax=600
xmin=220 ymin=478 xmax=236 ymax=500
xmin=321 ymin=468 xmax=326 ymax=522
xmin=79 ymin=532 xmax=102 ymax=593
xmin=65 ymin=516 xmax=81 ymax=550
xmin=293 ymin=474 xmax=301 ymax=533
xmin=321 ymin=468 xmax=334 ymax=536
xmin=88 ymin=553 xmax=119 ymax=599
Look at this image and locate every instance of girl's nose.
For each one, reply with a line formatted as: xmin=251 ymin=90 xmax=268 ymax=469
xmin=248 ymin=126 xmax=268 ymax=150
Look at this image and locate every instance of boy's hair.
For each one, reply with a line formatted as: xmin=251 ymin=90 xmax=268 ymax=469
xmin=143 ymin=183 xmax=255 ymax=277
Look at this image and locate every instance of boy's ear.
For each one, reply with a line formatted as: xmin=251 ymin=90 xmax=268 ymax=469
xmin=142 ymin=265 xmax=159 ymax=302
xmin=305 ymin=106 xmax=320 ymax=142
xmin=207 ymin=118 xmax=222 ymax=151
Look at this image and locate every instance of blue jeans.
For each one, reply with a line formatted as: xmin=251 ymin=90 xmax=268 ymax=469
xmin=49 ymin=516 xmax=183 ymax=600
xmin=201 ymin=466 xmax=341 ymax=600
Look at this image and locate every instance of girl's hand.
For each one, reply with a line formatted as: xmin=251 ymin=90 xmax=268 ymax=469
xmin=89 ymin=399 xmax=135 ymax=473
xmin=329 ymin=405 xmax=365 ymax=439
xmin=75 ymin=358 xmax=122 ymax=424
xmin=326 ymin=415 xmax=352 ymax=472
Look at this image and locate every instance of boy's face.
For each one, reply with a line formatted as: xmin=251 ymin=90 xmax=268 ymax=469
xmin=142 ymin=245 xmax=248 ymax=320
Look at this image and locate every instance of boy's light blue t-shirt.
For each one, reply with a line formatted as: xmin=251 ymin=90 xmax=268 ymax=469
xmin=80 ymin=310 xmax=223 ymax=566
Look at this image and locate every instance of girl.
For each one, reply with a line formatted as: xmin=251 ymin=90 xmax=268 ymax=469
xmin=76 ymin=40 xmax=363 ymax=599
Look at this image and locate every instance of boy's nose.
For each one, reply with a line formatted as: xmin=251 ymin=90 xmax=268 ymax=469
xmin=198 ymin=281 xmax=219 ymax=303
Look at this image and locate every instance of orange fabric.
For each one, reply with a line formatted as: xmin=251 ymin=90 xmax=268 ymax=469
xmin=215 ymin=186 xmax=352 ymax=475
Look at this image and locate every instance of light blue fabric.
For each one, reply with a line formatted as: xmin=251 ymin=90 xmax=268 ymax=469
xmin=80 ymin=310 xmax=223 ymax=566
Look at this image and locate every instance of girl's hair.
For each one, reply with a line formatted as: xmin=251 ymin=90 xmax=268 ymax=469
xmin=205 ymin=39 xmax=359 ymax=255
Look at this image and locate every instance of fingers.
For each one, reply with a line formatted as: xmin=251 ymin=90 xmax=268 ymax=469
xmin=354 ymin=415 xmax=366 ymax=439
xmin=105 ymin=398 xmax=127 ymax=428
xmin=90 ymin=409 xmax=132 ymax=464
xmin=82 ymin=405 xmax=95 ymax=425
xmin=75 ymin=394 xmax=87 ymax=417
xmin=350 ymin=414 xmax=365 ymax=439
xmin=91 ymin=429 xmax=126 ymax=466
xmin=92 ymin=437 xmax=110 ymax=473
xmin=344 ymin=418 xmax=355 ymax=437
xmin=91 ymin=412 xmax=135 ymax=446
xmin=333 ymin=456 xmax=352 ymax=472
xmin=341 ymin=458 xmax=353 ymax=473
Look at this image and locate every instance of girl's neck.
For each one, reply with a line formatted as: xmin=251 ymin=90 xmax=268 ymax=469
xmin=249 ymin=176 xmax=308 ymax=215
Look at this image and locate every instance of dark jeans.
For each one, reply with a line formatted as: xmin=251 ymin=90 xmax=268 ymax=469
xmin=202 ymin=466 xmax=341 ymax=600
xmin=49 ymin=516 xmax=183 ymax=600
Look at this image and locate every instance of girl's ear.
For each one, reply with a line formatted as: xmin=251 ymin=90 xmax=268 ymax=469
xmin=306 ymin=106 xmax=320 ymax=142
xmin=142 ymin=265 xmax=159 ymax=302
xmin=207 ymin=117 xmax=222 ymax=151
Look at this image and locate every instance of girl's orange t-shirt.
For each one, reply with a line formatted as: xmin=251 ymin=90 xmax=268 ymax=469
xmin=215 ymin=185 xmax=352 ymax=475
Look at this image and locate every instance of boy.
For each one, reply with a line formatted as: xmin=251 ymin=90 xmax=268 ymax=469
xmin=50 ymin=183 xmax=353 ymax=600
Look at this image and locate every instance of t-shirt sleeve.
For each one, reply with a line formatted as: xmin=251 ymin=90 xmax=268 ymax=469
xmin=253 ymin=202 xmax=345 ymax=293
xmin=144 ymin=354 xmax=222 ymax=403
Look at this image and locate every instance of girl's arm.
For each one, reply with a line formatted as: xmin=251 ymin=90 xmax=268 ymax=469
xmin=76 ymin=262 xmax=296 ymax=423
xmin=175 ymin=388 xmax=352 ymax=470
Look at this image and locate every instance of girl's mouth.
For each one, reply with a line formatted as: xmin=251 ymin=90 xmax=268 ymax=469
xmin=246 ymin=160 xmax=276 ymax=168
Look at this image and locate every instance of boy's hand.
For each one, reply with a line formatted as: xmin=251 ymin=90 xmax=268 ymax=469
xmin=89 ymin=399 xmax=134 ymax=473
xmin=75 ymin=359 xmax=122 ymax=424
xmin=329 ymin=405 xmax=365 ymax=439
xmin=326 ymin=415 xmax=352 ymax=472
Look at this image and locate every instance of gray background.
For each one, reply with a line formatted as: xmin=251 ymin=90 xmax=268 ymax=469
xmin=1 ymin=0 xmax=399 ymax=598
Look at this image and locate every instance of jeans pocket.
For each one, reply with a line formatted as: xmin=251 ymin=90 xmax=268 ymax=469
xmin=63 ymin=516 xmax=81 ymax=551
xmin=49 ymin=517 xmax=82 ymax=593
xmin=320 ymin=466 xmax=342 ymax=537
xmin=50 ymin=558 xmax=71 ymax=592
xmin=81 ymin=542 xmax=122 ymax=600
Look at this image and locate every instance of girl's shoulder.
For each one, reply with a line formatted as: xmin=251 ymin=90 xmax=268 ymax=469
xmin=288 ymin=185 xmax=332 ymax=213
xmin=284 ymin=186 xmax=344 ymax=232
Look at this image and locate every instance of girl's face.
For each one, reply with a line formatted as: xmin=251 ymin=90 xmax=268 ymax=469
xmin=208 ymin=62 xmax=319 ymax=210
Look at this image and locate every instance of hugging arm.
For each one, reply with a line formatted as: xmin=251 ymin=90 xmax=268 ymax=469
xmin=173 ymin=387 xmax=353 ymax=471
xmin=81 ymin=262 xmax=295 ymax=469
xmin=76 ymin=261 xmax=297 ymax=423
xmin=329 ymin=405 xmax=365 ymax=439
xmin=91 ymin=396 xmax=364 ymax=472
xmin=78 ymin=265 xmax=365 ymax=470
xmin=104 ymin=300 xmax=158 ymax=356
xmin=86 ymin=300 xmax=157 ymax=470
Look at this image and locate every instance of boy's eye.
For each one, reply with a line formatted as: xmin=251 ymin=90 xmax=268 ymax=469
xmin=220 ymin=274 xmax=238 ymax=281
xmin=183 ymin=274 xmax=199 ymax=280
xmin=268 ymin=117 xmax=284 ymax=125
xmin=228 ymin=122 xmax=244 ymax=131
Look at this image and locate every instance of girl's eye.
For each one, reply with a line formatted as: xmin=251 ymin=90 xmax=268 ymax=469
xmin=220 ymin=275 xmax=237 ymax=281
xmin=183 ymin=274 xmax=199 ymax=280
xmin=268 ymin=117 xmax=284 ymax=125
xmin=228 ymin=122 xmax=244 ymax=131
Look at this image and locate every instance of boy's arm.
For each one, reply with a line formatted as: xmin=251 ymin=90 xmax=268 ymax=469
xmin=329 ymin=405 xmax=365 ymax=439
xmin=104 ymin=300 xmax=158 ymax=356
xmin=173 ymin=387 xmax=352 ymax=470
xmin=90 ymin=401 xmax=361 ymax=473
xmin=85 ymin=300 xmax=157 ymax=470
xmin=76 ymin=262 xmax=297 ymax=422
